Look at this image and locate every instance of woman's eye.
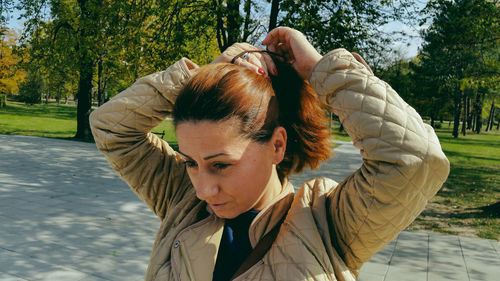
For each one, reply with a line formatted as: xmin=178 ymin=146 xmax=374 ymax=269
xmin=184 ymin=161 xmax=198 ymax=168
xmin=214 ymin=163 xmax=231 ymax=170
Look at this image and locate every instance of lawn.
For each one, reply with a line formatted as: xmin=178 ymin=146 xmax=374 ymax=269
xmin=0 ymin=101 xmax=178 ymax=143
xmin=408 ymin=126 xmax=500 ymax=240
xmin=2 ymin=101 xmax=499 ymax=240
xmin=0 ymin=101 xmax=77 ymax=138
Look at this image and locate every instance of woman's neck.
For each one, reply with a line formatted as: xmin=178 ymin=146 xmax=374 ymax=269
xmin=252 ymin=166 xmax=283 ymax=211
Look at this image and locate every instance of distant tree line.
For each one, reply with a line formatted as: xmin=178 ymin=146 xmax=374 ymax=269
xmin=0 ymin=0 xmax=498 ymax=139
xmin=378 ymin=0 xmax=499 ymax=137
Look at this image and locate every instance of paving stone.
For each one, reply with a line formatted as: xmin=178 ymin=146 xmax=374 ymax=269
xmin=491 ymin=240 xmax=500 ymax=258
xmin=387 ymin=231 xmax=429 ymax=269
xmin=459 ymin=236 xmax=500 ymax=281
xmin=0 ymin=272 xmax=29 ymax=280
xmin=290 ymin=142 xmax=363 ymax=187
xmin=384 ymin=266 xmax=427 ymax=281
xmin=0 ymin=248 xmax=87 ymax=281
xmin=428 ymin=233 xmax=469 ymax=281
xmin=357 ymin=270 xmax=385 ymax=281
xmin=76 ymin=275 xmax=111 ymax=281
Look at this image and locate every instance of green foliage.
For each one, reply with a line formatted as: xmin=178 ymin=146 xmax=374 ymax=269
xmin=18 ymin=72 xmax=43 ymax=104
xmin=278 ymin=0 xmax=418 ymax=64
xmin=0 ymin=0 xmax=15 ymax=25
xmin=415 ymin=0 xmax=500 ymax=137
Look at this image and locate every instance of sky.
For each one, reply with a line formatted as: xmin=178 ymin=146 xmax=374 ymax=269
xmin=381 ymin=21 xmax=424 ymax=59
xmin=4 ymin=2 xmax=425 ymax=59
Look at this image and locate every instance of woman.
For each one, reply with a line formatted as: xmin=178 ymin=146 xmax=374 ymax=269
xmin=90 ymin=27 xmax=449 ymax=281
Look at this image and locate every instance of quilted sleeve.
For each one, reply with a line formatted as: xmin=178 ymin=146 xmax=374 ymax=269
xmin=89 ymin=58 xmax=198 ymax=220
xmin=310 ymin=49 xmax=450 ymax=273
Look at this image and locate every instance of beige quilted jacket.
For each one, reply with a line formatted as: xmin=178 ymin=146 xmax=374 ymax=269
xmin=90 ymin=49 xmax=449 ymax=281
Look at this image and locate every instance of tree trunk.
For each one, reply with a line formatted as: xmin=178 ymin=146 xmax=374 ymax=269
xmin=74 ymin=0 xmax=95 ymax=141
xmin=461 ymin=93 xmax=467 ymax=136
xmin=269 ymin=0 xmax=280 ymax=31
xmin=213 ymin=0 xmax=227 ymax=51
xmin=474 ymin=92 xmax=484 ymax=134
xmin=486 ymin=101 xmax=494 ymax=131
xmin=466 ymin=96 xmax=472 ymax=129
xmin=75 ymin=57 xmax=94 ymax=140
xmin=242 ymin=0 xmax=251 ymax=41
xmin=97 ymin=56 xmax=105 ymax=106
xmin=452 ymin=90 xmax=462 ymax=138
xmin=226 ymin=0 xmax=241 ymax=46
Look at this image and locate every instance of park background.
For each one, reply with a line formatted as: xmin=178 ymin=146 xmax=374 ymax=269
xmin=0 ymin=0 xmax=499 ymax=241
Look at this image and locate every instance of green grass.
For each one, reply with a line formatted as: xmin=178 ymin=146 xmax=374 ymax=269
xmin=150 ymin=119 xmax=177 ymax=144
xmin=331 ymin=125 xmax=353 ymax=142
xmin=0 ymin=101 xmax=77 ymax=138
xmin=437 ymin=128 xmax=500 ymax=206
xmin=408 ymin=127 xmax=500 ymax=240
xmin=0 ymin=100 xmax=178 ymax=143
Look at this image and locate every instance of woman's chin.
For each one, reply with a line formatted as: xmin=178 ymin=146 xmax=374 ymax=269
xmin=210 ymin=204 xmax=235 ymax=219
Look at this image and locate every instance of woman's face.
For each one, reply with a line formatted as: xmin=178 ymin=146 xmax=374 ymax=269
xmin=176 ymin=119 xmax=285 ymax=219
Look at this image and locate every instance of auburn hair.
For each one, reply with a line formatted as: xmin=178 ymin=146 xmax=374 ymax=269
xmin=173 ymin=59 xmax=330 ymax=179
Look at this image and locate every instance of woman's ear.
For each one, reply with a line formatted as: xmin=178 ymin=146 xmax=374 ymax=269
xmin=271 ymin=126 xmax=287 ymax=164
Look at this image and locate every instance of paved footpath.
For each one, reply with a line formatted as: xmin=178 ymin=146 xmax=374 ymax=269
xmin=0 ymin=134 xmax=498 ymax=281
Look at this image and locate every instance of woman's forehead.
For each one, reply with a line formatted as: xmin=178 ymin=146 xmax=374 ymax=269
xmin=176 ymin=119 xmax=250 ymax=159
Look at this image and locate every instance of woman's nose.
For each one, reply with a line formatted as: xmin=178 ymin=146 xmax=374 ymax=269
xmin=194 ymin=171 xmax=219 ymax=200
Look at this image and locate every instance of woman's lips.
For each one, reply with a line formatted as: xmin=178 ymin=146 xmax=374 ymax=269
xmin=209 ymin=203 xmax=227 ymax=210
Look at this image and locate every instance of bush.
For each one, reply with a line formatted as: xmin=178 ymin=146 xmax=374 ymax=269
xmin=433 ymin=122 xmax=442 ymax=129
xmin=18 ymin=74 xmax=43 ymax=105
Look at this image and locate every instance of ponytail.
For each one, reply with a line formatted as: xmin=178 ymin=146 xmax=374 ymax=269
xmin=269 ymin=59 xmax=331 ymax=179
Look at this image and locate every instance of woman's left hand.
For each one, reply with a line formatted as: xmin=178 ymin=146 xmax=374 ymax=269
xmin=211 ymin=43 xmax=277 ymax=77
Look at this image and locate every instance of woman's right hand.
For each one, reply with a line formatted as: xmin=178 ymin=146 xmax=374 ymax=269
xmin=262 ymin=27 xmax=322 ymax=80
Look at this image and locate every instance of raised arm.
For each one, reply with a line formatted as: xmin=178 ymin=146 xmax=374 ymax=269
xmin=311 ymin=49 xmax=449 ymax=273
xmin=89 ymin=58 xmax=198 ymax=220
xmin=264 ymin=27 xmax=450 ymax=274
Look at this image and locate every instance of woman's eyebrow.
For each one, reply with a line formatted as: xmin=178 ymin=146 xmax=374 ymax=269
xmin=178 ymin=151 xmax=228 ymax=161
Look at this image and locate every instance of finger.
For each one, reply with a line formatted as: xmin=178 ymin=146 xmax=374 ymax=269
xmin=240 ymin=59 xmax=261 ymax=75
xmin=351 ymin=52 xmax=373 ymax=74
xmin=253 ymin=52 xmax=269 ymax=76
xmin=262 ymin=28 xmax=278 ymax=46
xmin=247 ymin=53 xmax=266 ymax=74
xmin=233 ymin=53 xmax=263 ymax=75
xmin=261 ymin=52 xmax=277 ymax=76
xmin=262 ymin=27 xmax=289 ymax=46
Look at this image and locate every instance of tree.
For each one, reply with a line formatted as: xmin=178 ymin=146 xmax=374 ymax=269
xmin=0 ymin=28 xmax=25 ymax=97
xmin=210 ymin=0 xmax=269 ymax=51
xmin=417 ymin=0 xmax=499 ymax=138
xmin=278 ymin=0 xmax=419 ymax=63
xmin=18 ymin=70 xmax=43 ymax=104
xmin=0 ymin=0 xmax=15 ymax=28
xmin=15 ymin=0 xmax=219 ymax=140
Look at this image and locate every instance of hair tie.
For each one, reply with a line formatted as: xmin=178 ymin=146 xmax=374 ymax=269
xmin=231 ymin=50 xmax=286 ymax=64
